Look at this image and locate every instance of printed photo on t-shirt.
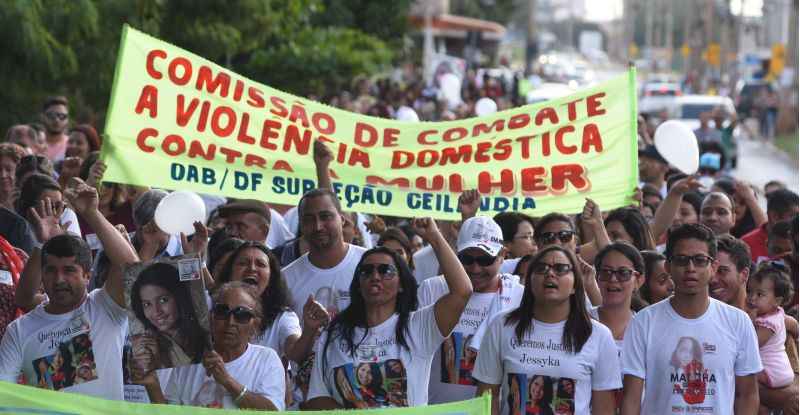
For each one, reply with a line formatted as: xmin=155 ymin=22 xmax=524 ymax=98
xmin=333 ymin=360 xmax=409 ymax=408
xmin=441 ymin=332 xmax=478 ymax=385
xmin=123 ymin=255 xmax=210 ymax=377
xmin=507 ymin=373 xmax=575 ymax=415
xmin=30 ymin=333 xmax=98 ymax=391
xmin=669 ymin=336 xmax=717 ymax=408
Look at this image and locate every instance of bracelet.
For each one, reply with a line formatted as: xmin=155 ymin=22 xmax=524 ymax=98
xmin=234 ymin=385 xmax=248 ymax=406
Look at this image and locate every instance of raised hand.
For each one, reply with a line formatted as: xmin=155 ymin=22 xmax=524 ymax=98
xmin=734 ymin=179 xmax=757 ymax=203
xmin=364 ymin=215 xmax=386 ymax=235
xmin=180 ymin=221 xmax=209 ymax=260
xmin=302 ymin=294 xmax=330 ymax=332
xmin=203 ymin=350 xmax=232 ymax=385
xmin=63 ymin=177 xmax=99 ymax=217
xmin=669 ymin=176 xmax=702 ymax=196
xmin=630 ymin=187 xmax=643 ymax=208
xmin=29 ymin=198 xmax=67 ymax=242
xmin=411 ymin=217 xmax=441 ymax=244
xmin=86 ymin=160 xmax=107 ymax=188
xmin=581 ymin=198 xmax=602 ymax=227
xmin=313 ymin=140 xmax=334 ymax=168
xmin=458 ymin=189 xmax=481 ymax=221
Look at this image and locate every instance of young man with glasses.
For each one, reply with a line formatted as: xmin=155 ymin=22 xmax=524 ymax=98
xmin=40 ymin=96 xmax=70 ymax=163
xmin=621 ymin=224 xmax=761 ymax=415
xmin=418 ymin=216 xmax=524 ymax=405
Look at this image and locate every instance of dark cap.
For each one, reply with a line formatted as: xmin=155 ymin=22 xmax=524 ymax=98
xmin=218 ymin=199 xmax=270 ymax=220
xmin=639 ymin=144 xmax=668 ymax=165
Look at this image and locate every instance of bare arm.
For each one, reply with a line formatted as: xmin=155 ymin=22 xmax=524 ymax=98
xmin=591 ymin=390 xmax=616 ymax=415
xmin=754 ymin=325 xmax=774 ymax=348
xmin=651 ymin=176 xmax=701 ymax=242
xmin=475 ymin=382 xmax=501 ymax=415
xmin=412 ymin=217 xmax=472 ymax=336
xmin=733 ymin=374 xmax=759 ymax=415
xmin=735 ymin=180 xmax=767 ymax=227
xmin=65 ymin=179 xmax=139 ymax=307
xmin=304 ymin=397 xmax=342 ymax=410
xmin=621 ymin=375 xmax=644 ymax=415
xmin=286 ymin=295 xmax=329 ymax=364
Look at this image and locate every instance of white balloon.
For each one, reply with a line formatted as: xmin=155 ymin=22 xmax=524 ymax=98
xmin=654 ymin=120 xmax=699 ymax=175
xmin=475 ymin=97 xmax=498 ymax=116
xmin=439 ymin=73 xmax=462 ymax=108
xmin=154 ymin=190 xmax=207 ymax=236
xmin=395 ymin=106 xmax=419 ymax=122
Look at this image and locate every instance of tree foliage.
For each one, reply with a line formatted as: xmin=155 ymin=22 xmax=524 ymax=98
xmin=0 ymin=0 xmax=407 ymax=129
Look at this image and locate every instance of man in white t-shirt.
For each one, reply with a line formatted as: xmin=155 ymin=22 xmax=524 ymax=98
xmin=0 ymin=179 xmax=139 ymax=400
xmin=621 ymin=223 xmax=761 ymax=414
xmin=418 ymin=215 xmax=524 ymax=404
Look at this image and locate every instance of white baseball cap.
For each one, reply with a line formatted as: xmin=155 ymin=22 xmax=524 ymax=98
xmin=457 ymin=216 xmax=504 ymax=257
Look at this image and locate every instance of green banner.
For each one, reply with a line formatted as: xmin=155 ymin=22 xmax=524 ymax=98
xmin=101 ymin=25 xmax=639 ymax=220
xmin=0 ymin=381 xmax=490 ymax=414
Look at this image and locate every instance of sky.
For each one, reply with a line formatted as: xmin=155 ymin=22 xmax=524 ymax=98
xmin=584 ymin=0 xmax=763 ymax=22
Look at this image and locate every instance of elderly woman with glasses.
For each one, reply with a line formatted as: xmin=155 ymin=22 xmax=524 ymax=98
xmin=138 ymin=282 xmax=285 ymax=410
xmin=305 ymin=217 xmax=472 ymax=409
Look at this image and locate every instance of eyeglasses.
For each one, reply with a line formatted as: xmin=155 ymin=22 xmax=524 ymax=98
xmin=669 ymin=254 xmax=713 ymax=267
xmin=212 ymin=304 xmax=258 ymax=324
xmin=597 ymin=267 xmax=638 ymax=282
xmin=537 ymin=231 xmax=575 ymax=245
xmin=356 ymin=263 xmax=398 ymax=280
xmin=45 ymin=111 xmax=68 ymax=121
xmin=531 ymin=262 xmax=573 ymax=276
xmin=458 ymin=253 xmax=497 ymax=267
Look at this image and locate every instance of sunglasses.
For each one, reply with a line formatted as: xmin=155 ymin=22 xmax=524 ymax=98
xmin=537 ymin=231 xmax=575 ymax=245
xmin=458 ymin=253 xmax=497 ymax=267
xmin=531 ymin=262 xmax=573 ymax=276
xmin=597 ymin=267 xmax=637 ymax=282
xmin=669 ymin=254 xmax=713 ymax=267
xmin=212 ymin=304 xmax=258 ymax=324
xmin=46 ymin=111 xmax=68 ymax=121
xmin=356 ymin=263 xmax=398 ymax=280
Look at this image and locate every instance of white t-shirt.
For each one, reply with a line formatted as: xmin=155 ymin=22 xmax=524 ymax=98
xmin=621 ymin=298 xmax=763 ymax=415
xmin=307 ymin=305 xmax=446 ymax=408
xmin=418 ymin=274 xmax=524 ymax=404
xmin=499 ymin=258 xmax=521 ymax=275
xmin=412 ymin=245 xmax=439 ymax=284
xmin=267 ymin=209 xmax=296 ymax=249
xmin=283 ymin=244 xmax=366 ymax=320
xmin=473 ymin=313 xmax=621 ymax=415
xmin=163 ymin=343 xmax=285 ymax=410
xmin=252 ymin=310 xmax=301 ymax=358
xmin=0 ymin=288 xmax=128 ymax=400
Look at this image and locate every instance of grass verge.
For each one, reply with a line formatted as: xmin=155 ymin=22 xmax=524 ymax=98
xmin=775 ymin=131 xmax=799 ymax=160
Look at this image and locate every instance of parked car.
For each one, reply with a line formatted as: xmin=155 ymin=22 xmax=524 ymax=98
xmin=667 ymin=95 xmax=741 ymax=168
xmin=639 ymin=82 xmax=682 ymax=114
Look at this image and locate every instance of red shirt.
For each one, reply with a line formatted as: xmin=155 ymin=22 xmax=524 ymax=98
xmin=742 ymin=223 xmax=769 ymax=261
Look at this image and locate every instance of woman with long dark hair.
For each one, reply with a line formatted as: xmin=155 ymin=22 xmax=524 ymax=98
xmin=130 ymin=262 xmax=208 ymax=371
xmin=305 ymin=218 xmax=472 ymax=409
xmin=473 ymin=246 xmax=620 ymax=415
xmin=639 ymin=251 xmax=673 ymax=304
xmin=604 ymin=207 xmax=656 ymax=251
xmin=217 ymin=241 xmax=324 ymax=364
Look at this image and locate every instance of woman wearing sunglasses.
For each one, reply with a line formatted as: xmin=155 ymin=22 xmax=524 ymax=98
xmin=473 ymin=246 xmax=620 ymax=415
xmin=589 ymin=242 xmax=646 ymax=412
xmin=140 ymin=282 xmax=285 ymax=409
xmin=216 ymin=241 xmax=325 ymax=365
xmin=305 ymin=217 xmax=472 ymax=409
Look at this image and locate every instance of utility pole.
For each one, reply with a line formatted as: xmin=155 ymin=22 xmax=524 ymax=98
xmin=645 ymin=0 xmax=654 ymax=57
xmin=665 ymin=0 xmax=674 ymax=70
xmin=525 ymin=0 xmax=538 ymax=75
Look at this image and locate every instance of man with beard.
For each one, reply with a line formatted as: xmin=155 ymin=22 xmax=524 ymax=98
xmin=40 ymin=96 xmax=70 ymax=163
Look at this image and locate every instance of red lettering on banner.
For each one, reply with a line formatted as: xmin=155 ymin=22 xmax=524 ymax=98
xmin=135 ymin=86 xmax=158 ymax=118
xmin=366 ymin=176 xmax=410 ymax=188
xmin=245 ymin=154 xmax=267 ymax=168
xmin=176 ymin=95 xmax=198 ymax=127
xmin=162 ymin=135 xmax=186 ymax=156
xmin=582 ymin=123 xmax=604 ymax=153
xmin=443 ymin=127 xmax=468 ymax=142
xmin=516 ymin=135 xmax=535 ymax=159
xmin=219 ymin=147 xmax=243 ymax=164
xmin=210 ymin=106 xmax=236 ymax=137
xmin=288 ymin=103 xmax=310 ymax=128
xmin=354 ymin=122 xmax=378 ymax=147
xmin=552 ymin=164 xmax=588 ymax=193
xmin=555 ymin=126 xmax=577 ymax=154
xmin=440 ymin=146 xmax=472 ymax=164
xmin=348 ymin=148 xmax=370 ymax=168
xmin=564 ymin=98 xmax=584 ymax=121
xmin=494 ymin=139 xmax=512 ymax=160
xmin=137 ymin=128 xmax=158 ymax=152
xmin=382 ymin=128 xmax=399 ymax=147
xmin=417 ymin=130 xmax=438 ymax=145
xmin=416 ymin=176 xmax=444 ymax=191
xmin=520 ymin=167 xmax=548 ymax=193
xmin=196 ymin=101 xmax=211 ymax=132
xmin=312 ymin=112 xmax=336 ymax=135
xmin=260 ymin=119 xmax=281 ymax=150
xmin=273 ymin=160 xmax=294 ymax=172
xmin=168 ymin=57 xmax=192 ymax=85
xmin=233 ymin=79 xmax=245 ymax=102
xmin=474 ymin=142 xmax=492 ymax=162
xmin=284 ymin=125 xmax=311 ymax=154
xmin=270 ymin=97 xmax=288 ymax=117
xmin=478 ymin=170 xmax=515 ymax=194
xmin=541 ymin=132 xmax=552 ymax=156
xmin=237 ymin=113 xmax=255 ymax=144
xmin=188 ymin=141 xmax=215 ymax=160
xmin=472 ymin=120 xmax=505 ymax=136
xmin=586 ymin=93 xmax=606 ymax=117
xmin=146 ymin=50 xmax=166 ymax=79
xmin=196 ymin=66 xmax=230 ymax=97
xmin=535 ymin=107 xmax=559 ymax=125
xmin=508 ymin=114 xmax=530 ymax=130
xmin=391 ymin=151 xmax=414 ymax=168
xmin=418 ymin=150 xmax=438 ymax=167
xmin=247 ymin=87 xmax=265 ymax=108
